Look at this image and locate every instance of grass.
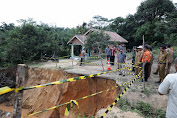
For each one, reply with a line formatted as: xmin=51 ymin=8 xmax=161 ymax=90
xmin=117 ymin=97 xmax=166 ymax=118
xmin=141 ymin=88 xmax=157 ymax=97
xmin=76 ymin=112 xmax=93 ymax=118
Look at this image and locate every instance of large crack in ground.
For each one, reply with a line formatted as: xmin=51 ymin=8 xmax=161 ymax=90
xmin=0 ymin=67 xmax=121 ymax=118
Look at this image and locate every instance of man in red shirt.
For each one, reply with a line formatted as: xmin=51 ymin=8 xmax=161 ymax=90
xmin=142 ymin=46 xmax=151 ymax=82
xmin=110 ymin=45 xmax=116 ymax=65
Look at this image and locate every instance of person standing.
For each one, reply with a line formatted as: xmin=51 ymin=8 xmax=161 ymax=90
xmin=105 ymin=45 xmax=111 ymax=61
xmin=110 ymin=45 xmax=116 ymax=65
xmin=80 ymin=48 xmax=86 ymax=66
xmin=118 ymin=44 xmax=123 ymax=50
xmin=155 ymin=45 xmax=169 ymax=83
xmin=158 ymin=57 xmax=177 ymax=118
xmin=142 ymin=46 xmax=151 ymax=82
xmin=132 ymin=47 xmax=136 ymax=72
xmin=166 ymin=44 xmax=174 ymax=75
xmin=118 ymin=49 xmax=126 ymax=76
xmin=170 ymin=44 xmax=174 ymax=52
xmin=116 ymin=44 xmax=121 ymax=68
xmin=135 ymin=46 xmax=143 ymax=75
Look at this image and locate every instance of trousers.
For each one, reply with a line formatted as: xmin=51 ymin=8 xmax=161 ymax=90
xmin=148 ymin=63 xmax=152 ymax=77
xmin=118 ymin=63 xmax=125 ymax=75
xmin=135 ymin=63 xmax=142 ymax=75
xmin=144 ymin=62 xmax=150 ymax=81
xmin=159 ymin=64 xmax=166 ymax=82
xmin=107 ymin=55 xmax=110 ymax=61
xmin=166 ymin=63 xmax=172 ymax=75
xmin=110 ymin=56 xmax=115 ymax=65
xmin=80 ymin=58 xmax=84 ymax=66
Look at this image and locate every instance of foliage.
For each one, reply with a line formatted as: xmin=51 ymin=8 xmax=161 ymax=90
xmin=84 ymin=31 xmax=110 ymax=54
xmin=135 ymin=0 xmax=175 ymax=23
xmin=0 ymin=19 xmax=75 ymax=67
xmin=88 ymin=15 xmax=113 ymax=29
xmin=1 ymin=0 xmax=177 ymax=67
xmin=135 ymin=101 xmax=153 ymax=116
xmin=141 ymin=88 xmax=157 ymax=97
xmin=107 ymin=0 xmax=177 ymax=48
xmin=118 ymin=97 xmax=131 ymax=111
xmin=154 ymin=109 xmax=166 ymax=118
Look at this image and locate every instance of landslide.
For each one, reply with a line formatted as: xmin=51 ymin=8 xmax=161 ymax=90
xmin=22 ymin=68 xmax=121 ymax=118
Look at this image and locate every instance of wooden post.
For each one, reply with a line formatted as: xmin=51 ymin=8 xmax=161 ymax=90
xmin=143 ymin=35 xmax=145 ymax=90
xmin=99 ymin=55 xmax=105 ymax=72
xmin=13 ymin=64 xmax=28 ymax=118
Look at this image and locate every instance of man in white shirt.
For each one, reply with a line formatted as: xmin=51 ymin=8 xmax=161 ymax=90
xmin=158 ymin=57 xmax=177 ymax=118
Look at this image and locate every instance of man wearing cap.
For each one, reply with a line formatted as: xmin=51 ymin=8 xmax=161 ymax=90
xmin=142 ymin=46 xmax=151 ymax=82
xmin=118 ymin=49 xmax=126 ymax=76
xmin=156 ymin=45 xmax=169 ymax=83
xmin=135 ymin=46 xmax=143 ymax=75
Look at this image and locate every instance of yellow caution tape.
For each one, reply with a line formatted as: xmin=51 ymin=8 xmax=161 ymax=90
xmin=65 ymin=100 xmax=79 ymax=116
xmin=100 ymin=69 xmax=143 ymax=118
xmin=0 ymin=85 xmax=25 ymax=95
xmin=15 ymin=86 xmax=24 ymax=93
xmin=0 ymin=86 xmax=15 ymax=95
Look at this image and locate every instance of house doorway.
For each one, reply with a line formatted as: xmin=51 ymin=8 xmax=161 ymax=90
xmin=74 ymin=45 xmax=82 ymax=56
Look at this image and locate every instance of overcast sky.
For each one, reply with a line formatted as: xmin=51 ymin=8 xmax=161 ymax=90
xmin=0 ymin=0 xmax=177 ymax=28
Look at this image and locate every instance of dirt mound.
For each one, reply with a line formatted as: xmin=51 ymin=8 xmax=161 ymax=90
xmin=22 ymin=68 xmax=120 ymax=118
xmin=0 ymin=66 xmax=16 ymax=104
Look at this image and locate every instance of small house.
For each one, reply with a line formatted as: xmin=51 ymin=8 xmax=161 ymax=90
xmin=67 ymin=28 xmax=128 ymax=57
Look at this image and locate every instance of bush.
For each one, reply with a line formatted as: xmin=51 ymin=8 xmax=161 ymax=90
xmin=117 ymin=97 xmax=132 ymax=111
xmin=154 ymin=109 xmax=166 ymax=118
xmin=135 ymin=101 xmax=153 ymax=116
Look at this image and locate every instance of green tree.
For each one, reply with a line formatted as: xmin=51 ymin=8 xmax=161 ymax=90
xmin=0 ymin=19 xmax=75 ymax=67
xmin=164 ymin=11 xmax=177 ymax=44
xmin=135 ymin=0 xmax=175 ymax=23
xmin=84 ymin=31 xmax=110 ymax=54
xmin=88 ymin=15 xmax=113 ymax=29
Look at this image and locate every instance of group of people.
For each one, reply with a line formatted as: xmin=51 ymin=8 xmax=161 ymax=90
xmin=132 ymin=43 xmax=174 ymax=83
xmin=80 ymin=43 xmax=176 ymax=117
xmin=105 ymin=44 xmax=126 ymax=76
xmin=133 ymin=43 xmax=177 ymax=118
xmin=132 ymin=45 xmax=153 ymax=82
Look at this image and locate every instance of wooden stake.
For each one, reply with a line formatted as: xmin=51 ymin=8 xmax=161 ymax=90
xmin=100 ymin=55 xmax=105 ymax=72
xmin=13 ymin=64 xmax=28 ymax=118
xmin=143 ymin=35 xmax=145 ymax=90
